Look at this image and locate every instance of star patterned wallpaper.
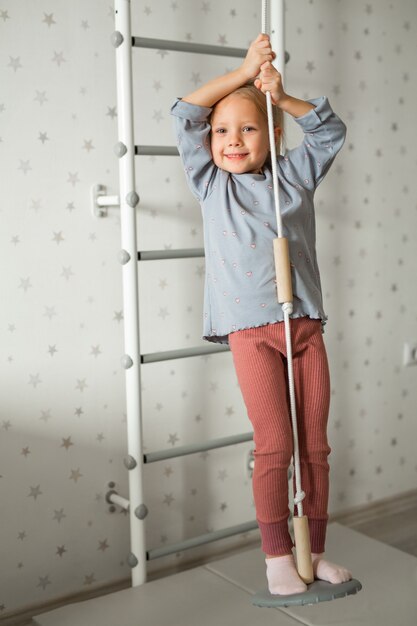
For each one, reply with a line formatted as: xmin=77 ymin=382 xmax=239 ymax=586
xmin=1 ymin=0 xmax=417 ymax=617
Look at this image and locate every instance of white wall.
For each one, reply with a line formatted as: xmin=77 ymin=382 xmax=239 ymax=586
xmin=1 ymin=0 xmax=416 ymax=617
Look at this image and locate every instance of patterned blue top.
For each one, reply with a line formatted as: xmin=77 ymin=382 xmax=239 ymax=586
xmin=171 ymin=97 xmax=346 ymax=344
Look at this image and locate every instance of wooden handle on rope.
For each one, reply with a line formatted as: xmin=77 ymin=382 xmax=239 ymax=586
xmin=293 ymin=516 xmax=314 ymax=584
xmin=273 ymin=237 xmax=293 ymax=304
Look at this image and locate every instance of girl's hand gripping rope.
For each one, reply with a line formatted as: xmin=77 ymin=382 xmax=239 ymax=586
xmin=254 ymin=60 xmax=286 ymax=106
xmin=241 ymin=33 xmax=276 ymax=81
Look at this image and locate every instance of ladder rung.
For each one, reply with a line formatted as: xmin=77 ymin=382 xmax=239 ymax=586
xmin=147 ymin=520 xmax=258 ymax=560
xmin=144 ymin=432 xmax=253 ymax=464
xmin=141 ymin=345 xmax=229 ymax=363
xmin=135 ymin=145 xmax=178 ymax=156
xmin=132 ymin=36 xmax=246 ymax=59
xmin=138 ymin=248 xmax=204 ymax=261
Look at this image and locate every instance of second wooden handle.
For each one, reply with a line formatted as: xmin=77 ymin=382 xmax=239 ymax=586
xmin=293 ymin=515 xmax=314 ymax=584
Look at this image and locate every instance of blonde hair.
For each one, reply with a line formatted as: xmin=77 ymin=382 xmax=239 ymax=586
xmin=210 ymin=81 xmax=283 ymax=159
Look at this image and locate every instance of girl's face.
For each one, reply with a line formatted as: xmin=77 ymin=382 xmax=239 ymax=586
xmin=210 ymin=94 xmax=270 ymax=174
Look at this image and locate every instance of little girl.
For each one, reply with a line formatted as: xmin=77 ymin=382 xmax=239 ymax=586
xmin=171 ymin=34 xmax=352 ymax=595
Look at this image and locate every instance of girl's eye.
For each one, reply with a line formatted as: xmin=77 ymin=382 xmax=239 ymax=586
xmin=243 ymin=126 xmax=256 ymax=132
xmin=215 ymin=128 xmax=226 ymax=134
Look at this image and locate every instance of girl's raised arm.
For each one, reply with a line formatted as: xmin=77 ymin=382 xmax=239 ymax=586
xmin=182 ymin=34 xmax=275 ymax=107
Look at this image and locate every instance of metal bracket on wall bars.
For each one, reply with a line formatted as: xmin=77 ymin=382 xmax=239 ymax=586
xmin=91 ymin=183 xmax=120 ymax=218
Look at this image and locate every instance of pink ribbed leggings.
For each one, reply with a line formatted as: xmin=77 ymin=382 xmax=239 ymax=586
xmin=228 ymin=317 xmax=331 ymax=556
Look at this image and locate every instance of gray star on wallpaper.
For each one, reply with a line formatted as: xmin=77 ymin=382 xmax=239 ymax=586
xmin=18 ymin=276 xmax=33 ymax=293
xmin=48 ymin=345 xmax=57 ymax=356
xmin=18 ymin=159 xmax=31 ymax=174
xmin=82 ymin=139 xmax=94 ymax=152
xmin=44 ymin=306 xmax=57 ymax=319
xmin=40 ymin=409 xmax=52 ymax=422
xmin=61 ymin=266 xmax=74 ymax=280
xmin=52 ymin=231 xmax=64 ymax=244
xmin=67 ymin=172 xmax=80 ymax=186
xmin=61 ymin=437 xmax=74 ymax=450
xmin=56 ymin=546 xmax=67 ymax=557
xmin=83 ymin=574 xmax=96 ymax=585
xmin=75 ymin=379 xmax=87 ymax=391
xmin=37 ymin=575 xmax=51 ymax=590
xmin=43 ymin=13 xmax=56 ymax=27
xmin=8 ymin=56 xmax=22 ymax=72
xmin=52 ymin=51 xmax=66 ymax=66
xmin=28 ymin=485 xmax=42 ymax=500
xmin=39 ymin=132 xmax=49 ymax=143
xmin=218 ymin=470 xmax=228 ymax=481
xmin=163 ymin=493 xmax=174 ymax=506
xmin=168 ymin=433 xmax=179 ymax=446
xmin=34 ymin=91 xmax=48 ymax=105
xmin=69 ymin=468 xmax=83 ymax=482
xmin=98 ymin=539 xmax=109 ymax=551
xmin=191 ymin=72 xmax=201 ymax=86
xmin=29 ymin=374 xmax=42 ymax=388
xmin=30 ymin=198 xmax=42 ymax=211
xmin=53 ymin=509 xmax=66 ymax=523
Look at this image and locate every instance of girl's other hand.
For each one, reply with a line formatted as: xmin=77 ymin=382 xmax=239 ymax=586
xmin=241 ymin=34 xmax=276 ymax=81
xmin=254 ymin=60 xmax=286 ymax=105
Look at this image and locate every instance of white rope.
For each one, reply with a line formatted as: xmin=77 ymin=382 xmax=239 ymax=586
xmin=261 ymin=0 xmax=305 ymax=517
xmin=266 ymin=92 xmax=283 ymax=238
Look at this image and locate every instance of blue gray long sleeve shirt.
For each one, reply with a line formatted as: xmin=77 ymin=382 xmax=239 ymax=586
xmin=171 ymin=96 xmax=346 ymax=345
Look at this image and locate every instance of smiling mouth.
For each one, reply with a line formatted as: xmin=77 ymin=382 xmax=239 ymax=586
xmin=224 ymin=153 xmax=249 ymax=160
